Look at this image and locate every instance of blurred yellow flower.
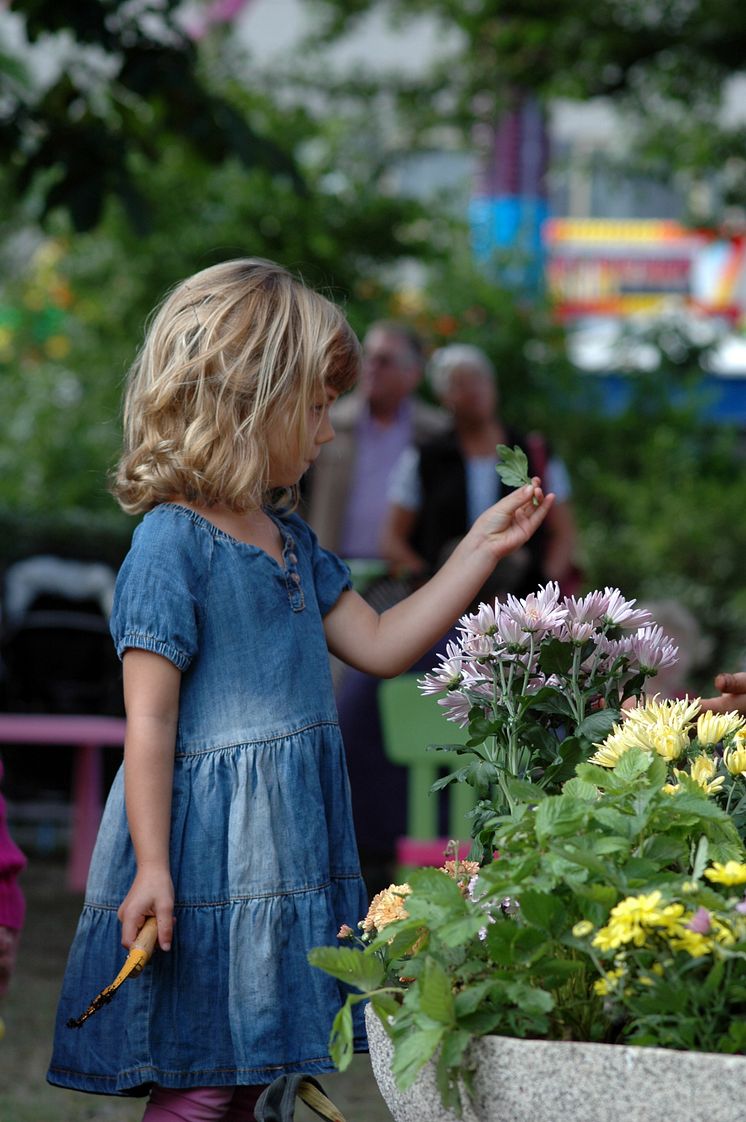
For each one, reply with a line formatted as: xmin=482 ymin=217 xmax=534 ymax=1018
xmin=704 ymin=862 xmax=746 ymax=886
xmin=572 ymin=920 xmax=594 ymax=938
xmin=593 ymin=966 xmax=625 ymax=996
xmin=669 ymin=927 xmax=713 ymax=957
xmin=696 ymin=711 xmax=745 ymax=745
xmin=593 ymin=891 xmax=669 ymax=950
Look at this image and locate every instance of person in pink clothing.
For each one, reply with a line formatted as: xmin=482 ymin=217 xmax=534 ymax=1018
xmin=0 ymin=758 xmax=25 ymax=998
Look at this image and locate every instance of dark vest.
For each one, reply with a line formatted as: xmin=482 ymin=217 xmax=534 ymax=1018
xmin=412 ymin=427 xmax=549 ymax=598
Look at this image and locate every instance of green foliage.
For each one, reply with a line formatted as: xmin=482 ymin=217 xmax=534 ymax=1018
xmin=0 ymin=64 xmax=438 ymax=522
xmin=2 ymin=1 xmax=302 ymax=231
xmin=568 ymin=358 xmax=746 ymax=680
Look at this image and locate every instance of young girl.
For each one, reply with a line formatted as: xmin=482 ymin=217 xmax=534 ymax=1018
xmin=47 ymin=258 xmax=553 ymax=1120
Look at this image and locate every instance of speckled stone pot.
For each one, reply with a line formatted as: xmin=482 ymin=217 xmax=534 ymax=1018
xmin=365 ymin=1004 xmax=746 ymax=1122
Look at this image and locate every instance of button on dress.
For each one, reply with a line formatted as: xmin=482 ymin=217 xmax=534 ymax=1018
xmin=48 ymin=504 xmax=369 ymax=1095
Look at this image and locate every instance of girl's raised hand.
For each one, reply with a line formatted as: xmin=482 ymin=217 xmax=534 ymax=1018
xmin=465 ymin=479 xmax=554 ymax=561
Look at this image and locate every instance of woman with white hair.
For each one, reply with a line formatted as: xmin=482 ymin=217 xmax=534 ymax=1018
xmin=381 ymin=342 xmax=578 ymax=600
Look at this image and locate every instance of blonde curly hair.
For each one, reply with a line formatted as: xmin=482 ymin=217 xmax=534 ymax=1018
xmin=112 ymin=258 xmax=360 ymax=515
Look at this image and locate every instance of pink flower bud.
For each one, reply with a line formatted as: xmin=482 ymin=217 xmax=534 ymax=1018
xmin=688 ymin=907 xmax=711 ymax=934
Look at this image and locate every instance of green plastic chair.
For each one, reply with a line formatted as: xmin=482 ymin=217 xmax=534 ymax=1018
xmin=377 ymin=673 xmax=476 ymax=867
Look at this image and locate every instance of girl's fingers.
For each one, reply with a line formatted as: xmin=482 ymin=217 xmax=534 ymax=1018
xmin=155 ymin=907 xmax=173 ymax=952
xmin=496 ymin=482 xmax=541 ymax=513
xmin=119 ymin=910 xmax=143 ymax=949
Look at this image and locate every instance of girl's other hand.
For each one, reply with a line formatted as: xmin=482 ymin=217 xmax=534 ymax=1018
xmin=118 ymin=867 xmax=174 ymax=952
xmin=700 ymin=672 xmax=746 ymax=715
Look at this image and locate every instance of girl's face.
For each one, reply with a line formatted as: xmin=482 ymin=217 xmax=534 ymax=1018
xmin=267 ymin=388 xmax=338 ymax=488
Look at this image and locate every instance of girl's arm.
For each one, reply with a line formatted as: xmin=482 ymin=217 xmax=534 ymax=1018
xmin=117 ymin=649 xmax=181 ymax=952
xmin=325 ymin=481 xmax=554 ymax=677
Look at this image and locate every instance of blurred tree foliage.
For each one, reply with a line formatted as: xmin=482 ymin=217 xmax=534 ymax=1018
xmin=0 ymin=4 xmax=446 ymax=554
xmin=309 ymin=0 xmax=746 ymax=217
xmin=1 ymin=0 xmax=304 ymax=232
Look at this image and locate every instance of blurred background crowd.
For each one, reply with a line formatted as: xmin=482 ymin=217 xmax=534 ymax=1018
xmin=2 ymin=3 xmax=746 ymax=1097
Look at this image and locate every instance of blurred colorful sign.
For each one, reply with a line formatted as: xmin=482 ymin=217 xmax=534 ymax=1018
xmin=544 ymin=218 xmax=746 ymax=322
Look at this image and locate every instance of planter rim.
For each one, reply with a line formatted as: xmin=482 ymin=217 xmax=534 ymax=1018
xmin=365 ymin=1003 xmax=746 ymax=1122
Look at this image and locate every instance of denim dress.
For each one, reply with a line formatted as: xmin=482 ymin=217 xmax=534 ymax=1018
xmin=48 ymin=503 xmax=369 ymax=1095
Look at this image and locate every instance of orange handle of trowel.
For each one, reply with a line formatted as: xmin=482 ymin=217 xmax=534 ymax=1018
xmin=128 ymin=916 xmax=160 ymax=976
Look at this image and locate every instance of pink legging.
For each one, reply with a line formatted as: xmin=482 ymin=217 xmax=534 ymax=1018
xmin=142 ymin=1084 xmax=267 ymax=1122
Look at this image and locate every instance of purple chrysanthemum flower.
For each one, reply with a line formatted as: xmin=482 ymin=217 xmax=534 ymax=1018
xmin=600 ymin=587 xmax=653 ymax=629
xmin=495 ymin=612 xmax=532 ymax=649
xmin=503 ymin=582 xmax=567 ymax=635
xmin=460 ymin=601 xmax=499 ymax=637
xmin=561 ymin=619 xmax=598 ymax=644
xmin=623 ymin=626 xmax=678 ymax=674
xmin=418 ymin=641 xmax=465 ymax=694
xmin=437 ymin=690 xmax=475 ymax=726
xmin=563 ymin=590 xmax=610 ymax=625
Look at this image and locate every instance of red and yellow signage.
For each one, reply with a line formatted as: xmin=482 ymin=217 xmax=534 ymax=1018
xmin=544 ymin=218 xmax=745 ymax=322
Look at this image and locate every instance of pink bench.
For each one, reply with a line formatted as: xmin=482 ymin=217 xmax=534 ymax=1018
xmin=0 ymin=713 xmax=126 ymax=892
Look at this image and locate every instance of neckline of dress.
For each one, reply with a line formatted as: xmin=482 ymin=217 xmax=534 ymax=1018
xmin=157 ymin=502 xmax=293 ymax=573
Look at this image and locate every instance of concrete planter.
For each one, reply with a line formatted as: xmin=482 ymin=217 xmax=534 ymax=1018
xmin=365 ymin=1004 xmax=746 ymax=1122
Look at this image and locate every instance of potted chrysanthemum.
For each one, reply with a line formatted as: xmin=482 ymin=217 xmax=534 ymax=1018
xmin=310 ymin=585 xmax=746 ymax=1121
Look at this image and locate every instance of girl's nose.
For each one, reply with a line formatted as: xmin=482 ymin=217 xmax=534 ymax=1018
xmin=317 ymin=414 xmax=335 ymax=444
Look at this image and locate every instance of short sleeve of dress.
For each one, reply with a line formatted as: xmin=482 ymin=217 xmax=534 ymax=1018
xmin=110 ymin=509 xmax=207 ymax=671
xmin=285 ymin=513 xmax=352 ymax=618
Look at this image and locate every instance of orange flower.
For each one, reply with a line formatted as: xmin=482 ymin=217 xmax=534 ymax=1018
xmin=362 ymin=884 xmax=411 ymax=933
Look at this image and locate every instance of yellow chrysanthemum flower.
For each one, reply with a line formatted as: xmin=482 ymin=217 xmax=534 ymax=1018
xmin=712 ymin=918 xmax=736 ymax=946
xmin=704 ymin=862 xmax=746 ymax=886
xmin=724 ymin=745 xmax=746 ymax=777
xmin=696 ymin=711 xmax=745 ymax=746
xmin=592 ymin=891 xmax=668 ymax=950
xmin=593 ymin=966 xmax=626 ymax=996
xmin=659 ymin=902 xmax=686 ymax=926
xmin=589 ymin=722 xmax=650 ymax=767
xmin=626 ymin=696 xmax=700 ymax=732
xmin=669 ymin=928 xmax=713 ymax=957
xmin=650 ymin=726 xmax=689 ymax=762
xmin=689 ymin=755 xmax=726 ymax=795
